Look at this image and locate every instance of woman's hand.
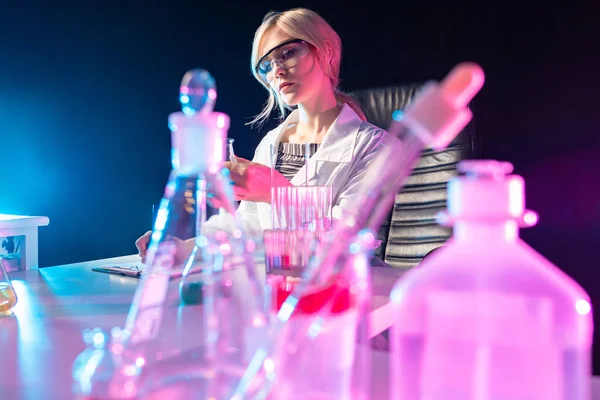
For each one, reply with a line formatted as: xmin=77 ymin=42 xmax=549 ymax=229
xmin=135 ymin=231 xmax=153 ymax=263
xmin=225 ymin=156 xmax=291 ymax=203
xmin=135 ymin=231 xmax=194 ymax=265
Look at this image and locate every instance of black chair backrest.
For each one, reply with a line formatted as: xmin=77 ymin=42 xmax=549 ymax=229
xmin=353 ymin=83 xmax=479 ymax=268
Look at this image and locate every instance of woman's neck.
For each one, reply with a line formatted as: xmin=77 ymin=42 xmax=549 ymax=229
xmin=285 ymin=91 xmax=341 ymax=144
xmin=297 ymin=88 xmax=339 ymax=128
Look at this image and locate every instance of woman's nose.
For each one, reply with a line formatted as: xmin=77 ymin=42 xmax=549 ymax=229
xmin=272 ymin=60 xmax=287 ymax=76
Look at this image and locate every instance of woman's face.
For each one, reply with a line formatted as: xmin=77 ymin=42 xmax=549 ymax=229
xmin=257 ymin=27 xmax=330 ymax=106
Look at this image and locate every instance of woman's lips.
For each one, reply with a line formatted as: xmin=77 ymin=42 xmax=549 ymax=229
xmin=279 ymin=82 xmax=294 ymax=92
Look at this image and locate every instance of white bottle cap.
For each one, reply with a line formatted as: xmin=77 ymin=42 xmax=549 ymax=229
xmin=168 ymin=111 xmax=230 ymax=175
xmin=437 ymin=160 xmax=538 ymax=227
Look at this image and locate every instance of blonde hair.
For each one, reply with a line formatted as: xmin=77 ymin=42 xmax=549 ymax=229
xmin=248 ymin=8 xmax=366 ymax=127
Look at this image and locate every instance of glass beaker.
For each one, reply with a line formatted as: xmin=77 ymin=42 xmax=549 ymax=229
xmin=0 ymin=260 xmax=18 ymax=315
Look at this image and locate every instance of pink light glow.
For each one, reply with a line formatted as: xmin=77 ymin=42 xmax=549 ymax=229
xmin=523 ymin=210 xmax=539 ymax=226
xmin=216 ymin=114 xmax=226 ymax=128
xmin=214 ymin=137 xmax=224 ymax=164
xmin=508 ymin=179 xmax=524 ymax=216
xmin=576 ymin=299 xmax=591 ymax=315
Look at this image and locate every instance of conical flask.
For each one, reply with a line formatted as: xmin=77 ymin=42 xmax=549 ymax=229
xmin=72 ymin=68 xmax=267 ymax=399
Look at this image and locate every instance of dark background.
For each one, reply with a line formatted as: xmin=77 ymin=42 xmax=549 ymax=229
xmin=1 ymin=0 xmax=599 ymax=370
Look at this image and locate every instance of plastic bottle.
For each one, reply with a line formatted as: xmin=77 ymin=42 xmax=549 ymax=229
xmin=389 ymin=160 xmax=594 ymax=400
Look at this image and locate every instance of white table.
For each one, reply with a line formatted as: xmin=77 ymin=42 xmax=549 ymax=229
xmin=0 ymin=254 xmax=404 ymax=399
xmin=2 ymin=255 xmax=599 ymax=399
xmin=31 ymin=254 xmax=403 ymax=340
xmin=0 ymin=214 xmax=49 ymax=270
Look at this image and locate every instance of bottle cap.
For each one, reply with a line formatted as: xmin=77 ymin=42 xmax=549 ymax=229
xmin=168 ymin=69 xmax=230 ymax=174
xmin=437 ymin=160 xmax=538 ymax=227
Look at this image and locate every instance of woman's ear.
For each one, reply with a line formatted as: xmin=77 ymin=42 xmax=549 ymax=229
xmin=323 ymin=41 xmax=334 ymax=64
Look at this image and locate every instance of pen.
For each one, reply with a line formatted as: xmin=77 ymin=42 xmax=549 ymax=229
xmin=110 ymin=266 xmax=142 ymax=277
xmin=92 ymin=266 xmax=142 ymax=278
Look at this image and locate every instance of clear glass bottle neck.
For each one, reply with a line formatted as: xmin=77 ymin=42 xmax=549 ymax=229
xmin=453 ymin=219 xmax=520 ymax=243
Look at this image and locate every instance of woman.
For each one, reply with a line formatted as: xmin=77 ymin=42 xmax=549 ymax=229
xmin=136 ymin=8 xmax=399 ymax=263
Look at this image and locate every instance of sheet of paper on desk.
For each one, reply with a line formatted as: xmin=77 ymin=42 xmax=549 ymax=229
xmin=109 ymin=248 xmax=267 ymax=280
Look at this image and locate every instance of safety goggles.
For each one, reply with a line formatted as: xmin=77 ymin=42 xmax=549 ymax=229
xmin=255 ymin=39 xmax=310 ymax=83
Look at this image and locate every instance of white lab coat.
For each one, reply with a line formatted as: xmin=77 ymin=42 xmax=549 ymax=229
xmin=205 ymin=103 xmax=400 ymax=238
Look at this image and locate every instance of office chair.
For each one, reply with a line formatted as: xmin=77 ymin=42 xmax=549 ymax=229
xmin=353 ymin=83 xmax=479 ymax=268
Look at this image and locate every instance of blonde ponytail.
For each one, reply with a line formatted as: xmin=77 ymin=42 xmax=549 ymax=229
xmin=334 ymin=89 xmax=367 ymax=122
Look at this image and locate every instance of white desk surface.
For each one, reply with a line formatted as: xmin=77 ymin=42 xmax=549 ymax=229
xmin=0 ymin=254 xmax=405 ymax=399
xmin=5 ymin=255 xmax=597 ymax=399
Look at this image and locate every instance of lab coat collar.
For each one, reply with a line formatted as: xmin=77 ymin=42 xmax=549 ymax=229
xmin=272 ymin=103 xmax=361 ymax=164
